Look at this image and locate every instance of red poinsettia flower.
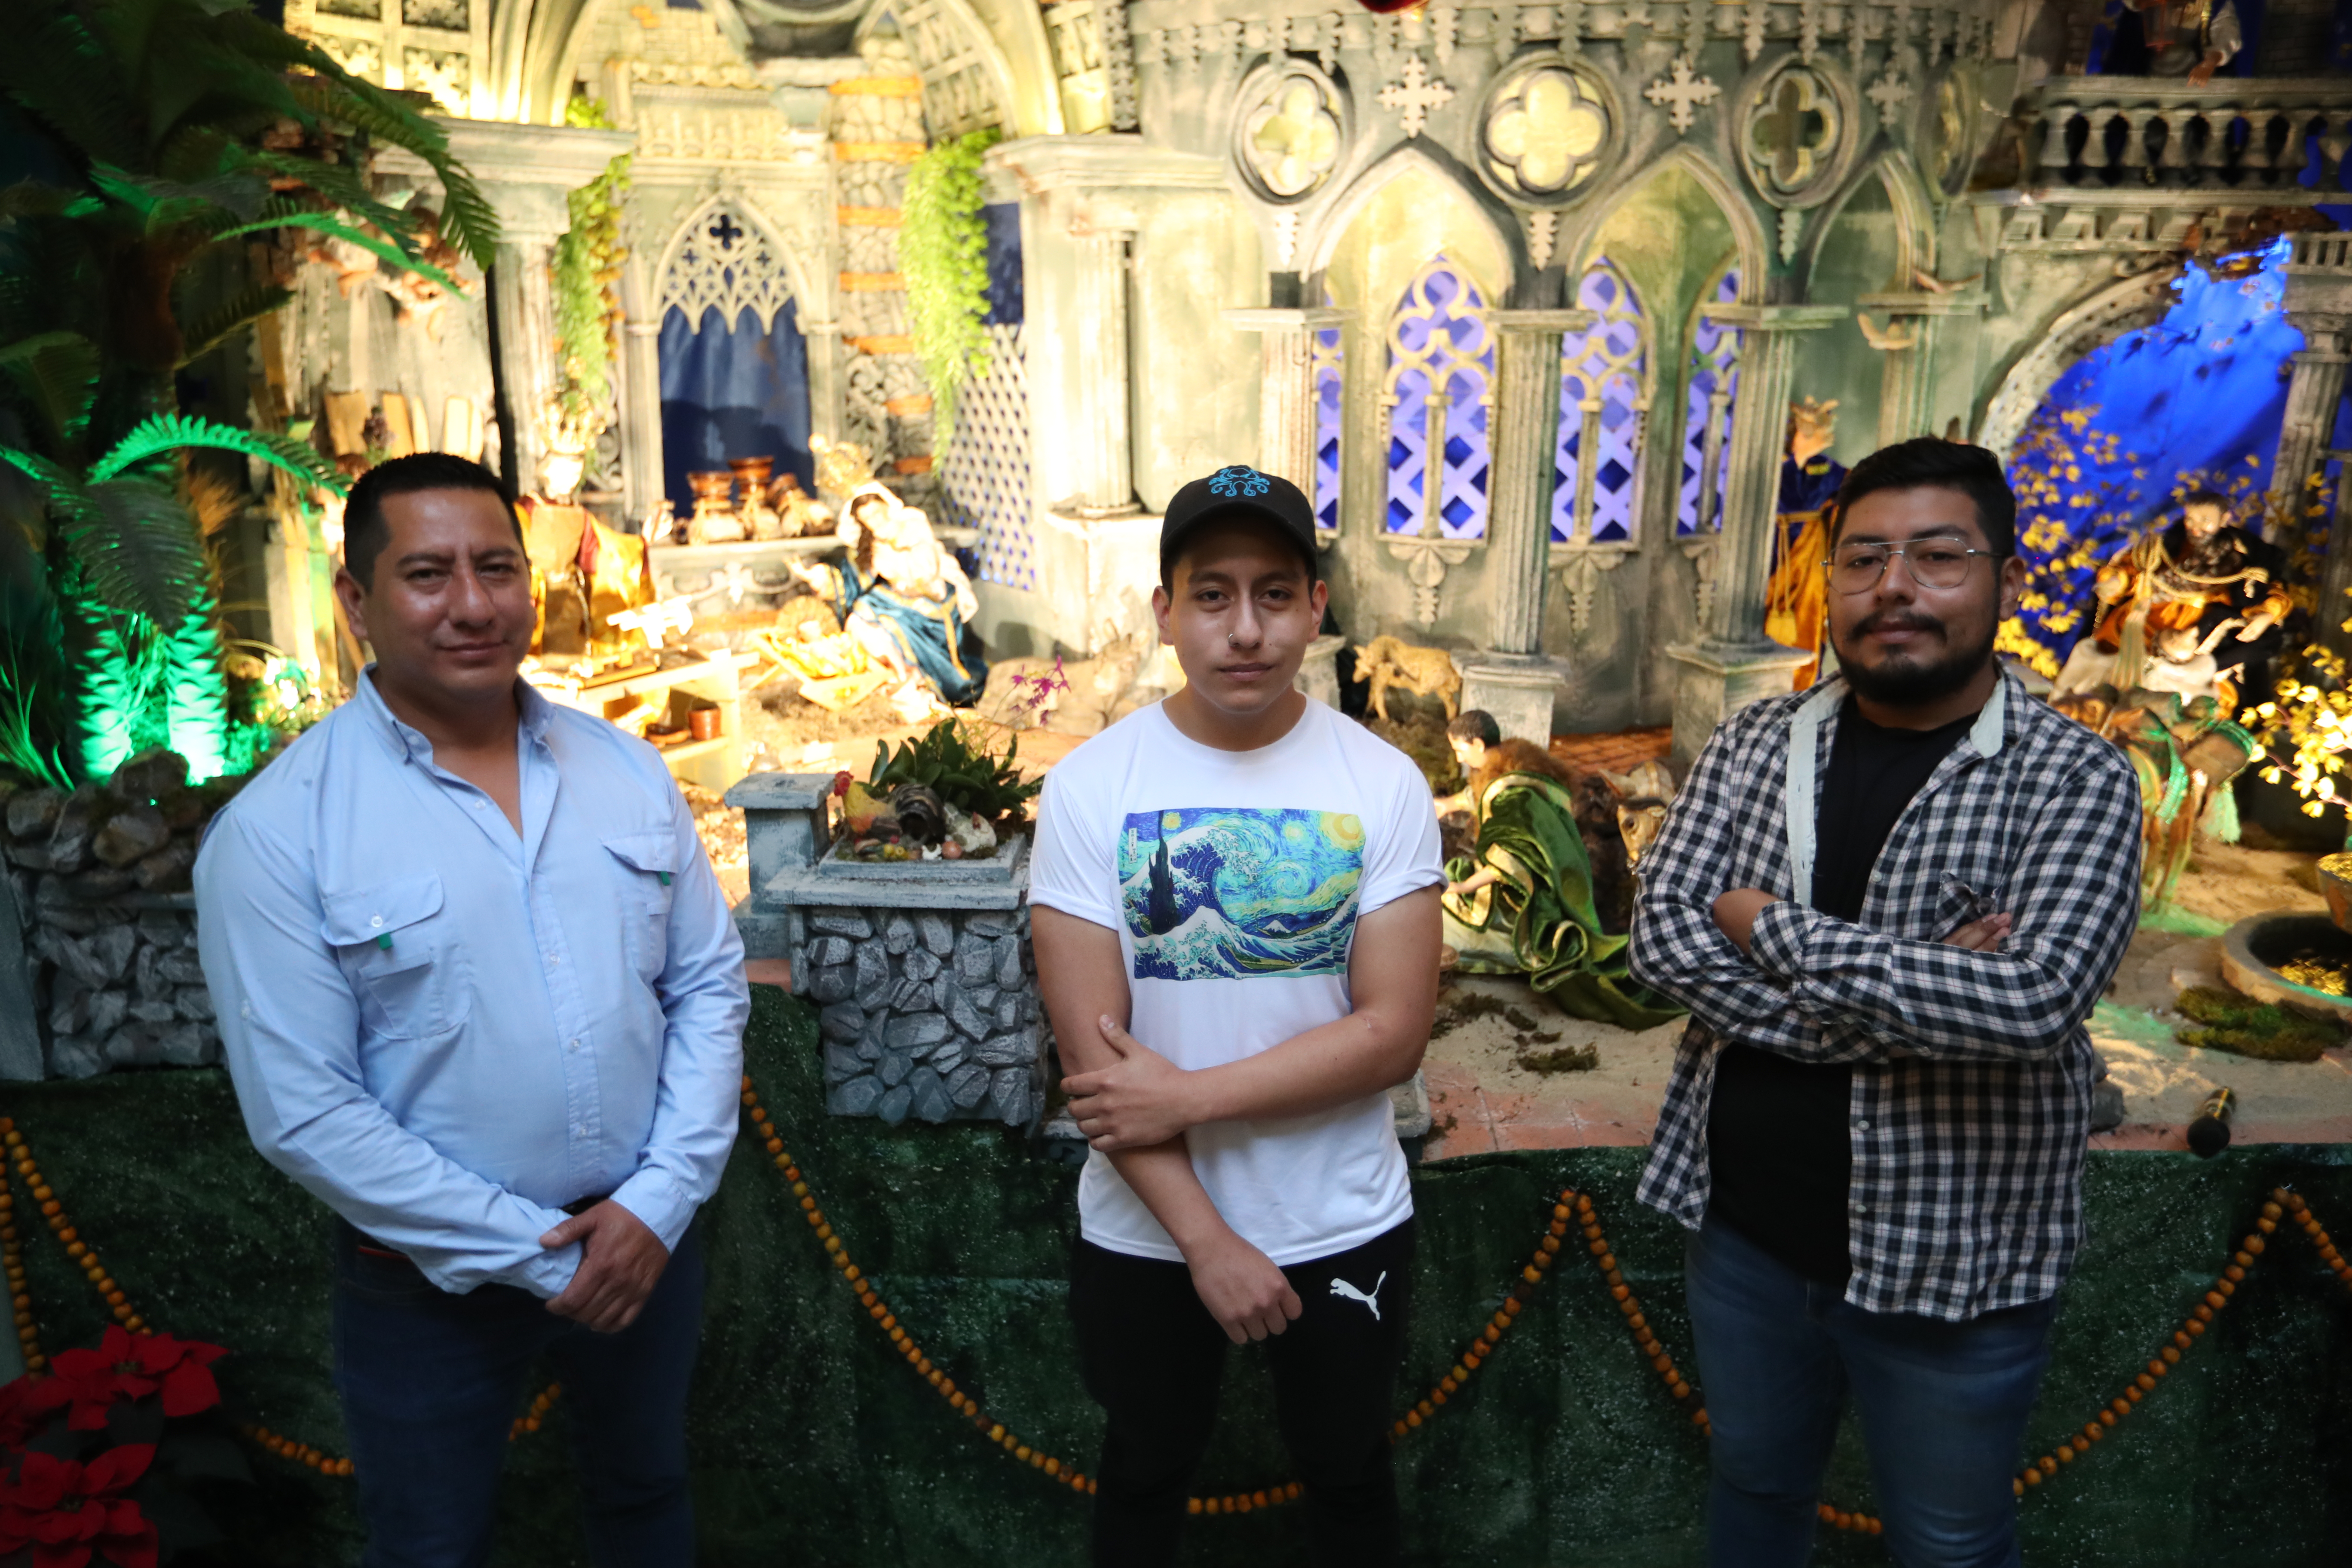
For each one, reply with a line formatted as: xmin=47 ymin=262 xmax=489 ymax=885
xmin=0 ymin=1377 xmax=41 ymax=1450
xmin=0 ymin=1444 xmax=159 ymax=1568
xmin=32 ymin=1330 xmax=227 ymax=1430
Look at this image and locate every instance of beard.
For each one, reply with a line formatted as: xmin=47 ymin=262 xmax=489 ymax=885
xmin=1834 ymin=608 xmax=1996 ymax=706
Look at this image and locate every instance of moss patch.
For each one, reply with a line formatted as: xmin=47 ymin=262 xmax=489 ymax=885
xmin=2175 ymin=986 xmax=2340 ymax=1063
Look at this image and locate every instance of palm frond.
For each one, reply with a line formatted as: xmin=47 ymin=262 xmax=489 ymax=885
xmin=0 ymin=180 xmax=78 ymax=221
xmin=212 ymin=210 xmax=460 ymax=294
xmin=0 ymin=332 xmax=101 ymax=450
xmin=89 ymin=411 xmax=347 ymax=495
xmin=280 ymin=71 xmax=500 ymax=269
xmin=175 ymin=282 xmax=291 ymax=368
xmin=54 ymin=475 xmax=208 ymax=622
xmin=230 ymin=150 xmax=418 ymax=248
xmin=0 ymin=4 xmax=144 ymax=171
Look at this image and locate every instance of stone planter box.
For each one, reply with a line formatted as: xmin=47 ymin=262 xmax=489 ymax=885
xmin=726 ymin=773 xmax=1048 ymax=1129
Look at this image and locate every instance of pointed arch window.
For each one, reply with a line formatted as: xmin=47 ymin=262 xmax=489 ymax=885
xmin=1313 ymin=303 xmax=1345 ymax=537
xmin=1551 ymin=258 xmax=1650 ymax=545
xmin=654 ymin=199 xmax=811 ymax=516
xmin=1678 ymin=265 xmax=1744 ymax=536
xmin=1383 ymin=256 xmax=1494 ymax=541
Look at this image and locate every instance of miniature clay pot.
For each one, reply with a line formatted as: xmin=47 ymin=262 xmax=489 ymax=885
xmin=2318 ymin=851 xmax=2352 ymax=934
xmin=727 ymin=456 xmax=775 ymax=493
xmin=688 ymin=470 xmax=735 ymax=504
xmin=689 ymin=706 xmax=722 ymax=742
xmin=888 ymin=784 xmax=947 ymax=845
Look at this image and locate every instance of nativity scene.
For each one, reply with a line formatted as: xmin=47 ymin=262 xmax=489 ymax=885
xmin=3 ymin=0 xmax=2352 ymax=1559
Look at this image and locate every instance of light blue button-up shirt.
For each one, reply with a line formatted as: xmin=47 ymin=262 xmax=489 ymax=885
xmin=194 ymin=671 xmax=747 ymax=1297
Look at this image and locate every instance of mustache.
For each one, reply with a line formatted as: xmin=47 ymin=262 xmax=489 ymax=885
xmin=1852 ymin=609 xmax=1947 ymax=639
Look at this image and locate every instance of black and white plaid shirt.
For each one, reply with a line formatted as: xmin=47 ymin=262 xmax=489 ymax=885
xmin=1628 ymin=668 xmax=2143 ymax=1321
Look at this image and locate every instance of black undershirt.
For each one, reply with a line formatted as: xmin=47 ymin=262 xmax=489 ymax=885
xmin=1707 ymin=698 xmax=1977 ymax=1284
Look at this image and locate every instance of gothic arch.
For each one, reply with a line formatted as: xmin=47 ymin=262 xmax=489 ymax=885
xmin=1302 ymin=145 xmax=1515 ymax=304
xmin=1556 ymin=144 xmax=1768 ymax=306
xmin=650 ymin=190 xmax=822 ymax=334
xmin=1802 ymin=151 xmax=1938 ymax=291
xmin=1975 ymin=266 xmax=2184 ymax=459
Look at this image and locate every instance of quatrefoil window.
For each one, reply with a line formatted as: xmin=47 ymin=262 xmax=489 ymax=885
xmin=1483 ymin=66 xmax=1609 ymax=200
xmin=1237 ymin=67 xmax=1345 ymax=204
xmin=1740 ymin=63 xmax=1848 ymax=207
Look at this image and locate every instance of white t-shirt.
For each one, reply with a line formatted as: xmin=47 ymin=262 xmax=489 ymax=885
xmin=1028 ymin=697 xmax=1445 ymax=1265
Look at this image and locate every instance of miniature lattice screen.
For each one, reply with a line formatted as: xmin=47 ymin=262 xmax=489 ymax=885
xmin=941 ymin=323 xmax=1035 ymax=591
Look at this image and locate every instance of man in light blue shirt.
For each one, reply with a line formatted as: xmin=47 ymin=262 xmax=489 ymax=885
xmin=195 ymin=452 xmax=747 ymax=1567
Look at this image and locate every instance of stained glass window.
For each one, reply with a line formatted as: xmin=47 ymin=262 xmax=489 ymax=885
xmin=1384 ymin=256 xmax=1494 ymax=541
xmin=1678 ymin=266 xmax=1743 ymax=536
xmin=1551 ymin=259 xmax=1649 ymax=544
xmin=1314 ymin=293 xmax=1344 ymax=536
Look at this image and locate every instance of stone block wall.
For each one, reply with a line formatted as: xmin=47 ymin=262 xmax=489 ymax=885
xmin=803 ymin=904 xmax=1044 ymax=1128
xmin=2 ymin=753 xmax=230 ymax=1080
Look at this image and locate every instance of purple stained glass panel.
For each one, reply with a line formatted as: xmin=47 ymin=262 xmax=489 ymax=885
xmin=1384 ymin=257 xmax=1493 ymax=539
xmin=1678 ymin=267 xmax=1744 ymax=536
xmin=1314 ymin=322 xmax=1343 ymax=533
xmin=1552 ymin=258 xmax=1647 ymax=544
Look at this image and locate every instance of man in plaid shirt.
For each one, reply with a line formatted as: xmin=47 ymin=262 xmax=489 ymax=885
xmin=1629 ymin=438 xmax=2142 ymax=1568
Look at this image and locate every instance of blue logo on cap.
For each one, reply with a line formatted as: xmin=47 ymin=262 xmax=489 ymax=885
xmin=1207 ymin=465 xmax=1271 ymax=498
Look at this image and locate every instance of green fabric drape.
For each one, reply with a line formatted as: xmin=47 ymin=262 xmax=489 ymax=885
xmin=1441 ymin=770 xmax=1681 ymax=1029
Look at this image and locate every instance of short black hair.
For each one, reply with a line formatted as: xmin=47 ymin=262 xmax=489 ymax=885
xmin=1159 ymin=507 xmax=1319 ymax=591
xmin=342 ymin=452 xmax=518 ymax=588
xmin=1828 ymin=437 xmax=2015 ymax=558
xmin=2180 ymin=488 xmax=2233 ymax=515
xmin=1446 ymin=710 xmax=1501 ymax=747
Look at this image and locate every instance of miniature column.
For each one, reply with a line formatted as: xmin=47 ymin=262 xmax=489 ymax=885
xmin=490 ymin=242 xmax=560 ymax=495
xmin=1069 ymin=220 xmax=1139 ymax=514
xmin=1456 ymin=307 xmax=1592 ymax=744
xmin=2268 ymin=333 xmax=2350 ymax=556
xmin=618 ymin=262 xmax=666 ymax=522
xmin=1483 ymin=308 xmax=1590 ymax=657
xmin=1222 ymin=305 xmax=1351 ymax=493
xmin=1666 ymin=304 xmax=1843 ymax=769
xmin=2279 ymin=236 xmax=2352 ymax=647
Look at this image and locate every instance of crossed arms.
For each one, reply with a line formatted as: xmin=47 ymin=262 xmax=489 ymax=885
xmin=1030 ymin=885 xmax=1441 ymax=1343
xmin=1625 ymin=719 xmax=2142 ymax=1065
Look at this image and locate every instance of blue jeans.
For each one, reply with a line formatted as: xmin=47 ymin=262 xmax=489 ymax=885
xmin=330 ymin=1219 xmax=704 ymax=1568
xmin=1684 ymin=1213 xmax=2056 ymax=1568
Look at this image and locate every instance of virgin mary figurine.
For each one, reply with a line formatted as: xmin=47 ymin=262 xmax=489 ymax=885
xmin=788 ymin=484 xmax=989 ymax=705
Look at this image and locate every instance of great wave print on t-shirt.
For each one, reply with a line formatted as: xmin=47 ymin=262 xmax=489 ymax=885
xmin=1117 ymin=808 xmax=1363 ymax=980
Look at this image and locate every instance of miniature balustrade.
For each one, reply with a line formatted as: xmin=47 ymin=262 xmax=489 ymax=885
xmin=2026 ymin=78 xmax=2352 ymax=195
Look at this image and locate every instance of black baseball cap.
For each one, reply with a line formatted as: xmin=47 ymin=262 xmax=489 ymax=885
xmin=1159 ymin=465 xmax=1320 ymax=585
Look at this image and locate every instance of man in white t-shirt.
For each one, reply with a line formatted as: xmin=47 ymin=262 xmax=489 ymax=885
xmin=1029 ymin=464 xmax=1445 ymax=1567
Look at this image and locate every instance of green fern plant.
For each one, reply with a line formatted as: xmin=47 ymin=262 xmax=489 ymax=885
xmin=868 ymin=718 xmax=1039 ymax=823
xmin=900 ymin=128 xmax=1003 ymax=451
xmin=0 ymin=0 xmax=493 ymax=784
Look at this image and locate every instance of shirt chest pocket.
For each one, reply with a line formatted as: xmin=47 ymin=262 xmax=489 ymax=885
xmin=321 ymin=874 xmax=468 ymax=1040
xmin=604 ymin=832 xmax=677 ymax=983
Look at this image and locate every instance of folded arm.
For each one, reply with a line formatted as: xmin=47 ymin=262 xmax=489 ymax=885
xmin=1062 ymin=886 xmax=1440 ymax=1142
xmin=1030 ymin=905 xmax=1301 ymax=1343
xmin=1745 ymin=755 xmax=2143 ymax=1062
xmin=193 ymin=814 xmax=579 ymax=1298
xmin=1626 ymin=720 xmax=1894 ymax=1065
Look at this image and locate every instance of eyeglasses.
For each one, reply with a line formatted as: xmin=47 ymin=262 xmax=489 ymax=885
xmin=1824 ymin=540 xmax=2001 ymax=595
